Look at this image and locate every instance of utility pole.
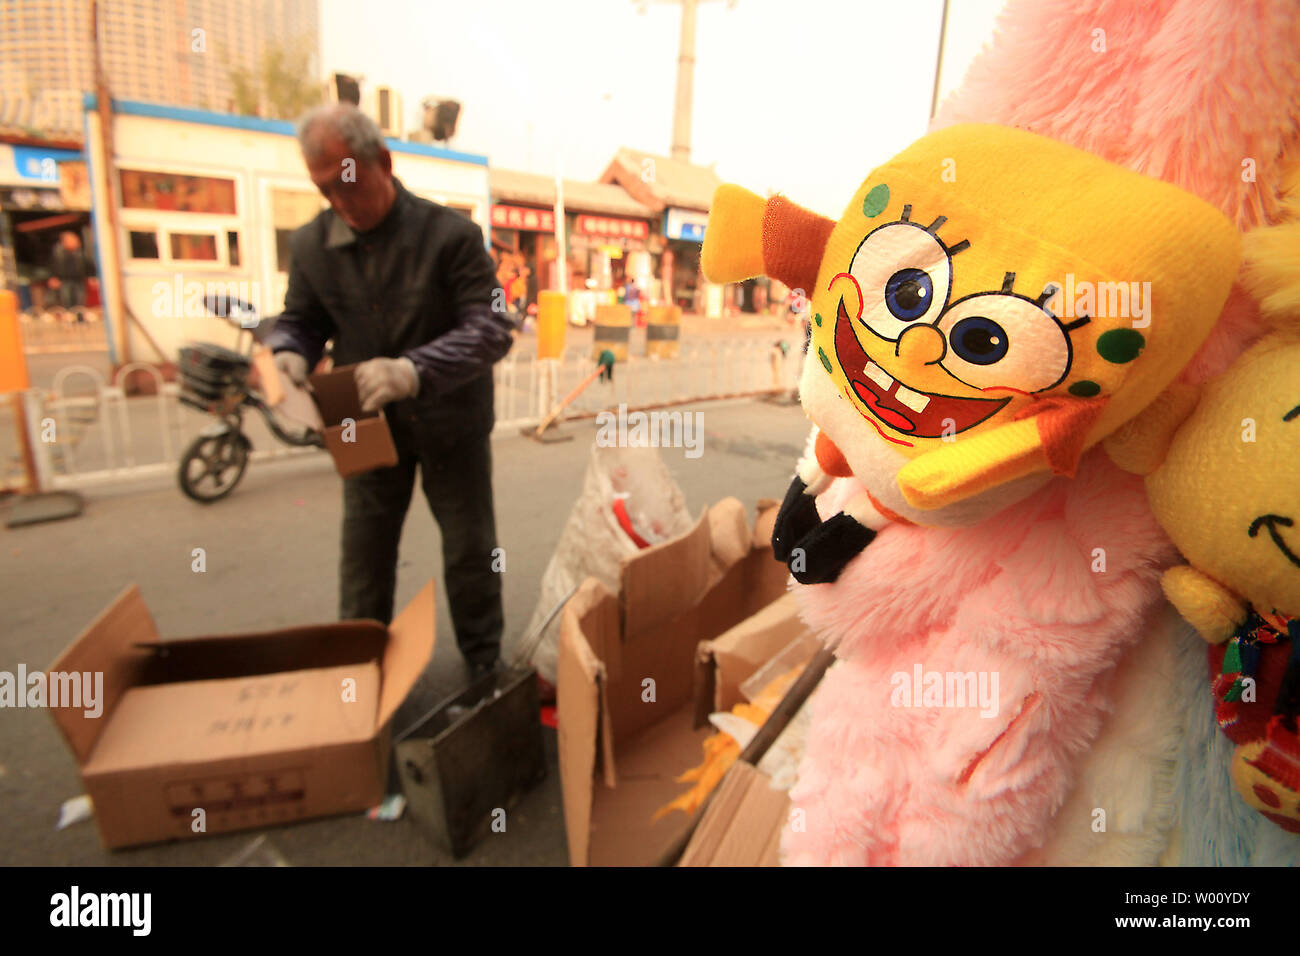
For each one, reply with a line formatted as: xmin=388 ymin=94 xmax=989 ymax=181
xmin=929 ymin=0 xmax=951 ymax=119
xmin=638 ymin=0 xmax=734 ymax=163
xmin=553 ymin=155 xmax=567 ymax=297
xmin=90 ymin=0 xmax=130 ymax=364
xmin=671 ymin=0 xmax=698 ymax=161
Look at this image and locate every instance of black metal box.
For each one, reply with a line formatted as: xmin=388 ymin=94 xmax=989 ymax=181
xmin=395 ymin=667 xmax=546 ymax=858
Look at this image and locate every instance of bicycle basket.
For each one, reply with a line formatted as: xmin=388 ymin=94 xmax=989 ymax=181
xmin=179 ymin=344 xmax=251 ymax=408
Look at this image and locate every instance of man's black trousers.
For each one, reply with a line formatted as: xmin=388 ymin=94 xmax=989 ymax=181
xmin=337 ymin=412 xmax=503 ymax=668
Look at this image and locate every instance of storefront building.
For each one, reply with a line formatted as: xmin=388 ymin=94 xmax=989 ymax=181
xmin=83 ymin=96 xmax=491 ymax=363
xmin=598 ymin=147 xmax=723 ymax=314
xmin=0 ymin=138 xmax=91 ymax=311
xmin=661 ymin=205 xmax=710 ymax=313
xmin=488 ymin=168 xmax=656 ymax=321
xmin=488 ymin=198 xmax=559 ymax=309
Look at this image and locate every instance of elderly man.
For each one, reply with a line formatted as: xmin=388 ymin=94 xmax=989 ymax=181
xmin=265 ymin=104 xmax=514 ymax=680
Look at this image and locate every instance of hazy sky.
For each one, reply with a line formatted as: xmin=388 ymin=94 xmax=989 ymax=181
xmin=320 ymin=0 xmax=1007 ymax=217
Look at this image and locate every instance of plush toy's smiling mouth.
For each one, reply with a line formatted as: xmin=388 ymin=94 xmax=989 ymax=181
xmin=833 ymin=298 xmax=1008 ymax=437
xmin=1249 ymin=514 xmax=1300 ymax=570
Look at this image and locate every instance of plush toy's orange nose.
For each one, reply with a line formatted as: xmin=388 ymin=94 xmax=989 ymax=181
xmin=896 ymin=324 xmax=946 ymax=365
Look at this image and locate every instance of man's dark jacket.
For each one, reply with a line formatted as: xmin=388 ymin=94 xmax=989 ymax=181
xmin=51 ymin=244 xmax=93 ymax=282
xmin=265 ymin=178 xmax=513 ymax=436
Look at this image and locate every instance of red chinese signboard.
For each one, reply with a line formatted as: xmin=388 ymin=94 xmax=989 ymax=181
xmin=491 ymin=204 xmax=555 ymax=232
xmin=575 ymin=215 xmax=649 ymax=239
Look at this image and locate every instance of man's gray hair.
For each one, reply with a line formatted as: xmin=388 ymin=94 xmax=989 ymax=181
xmin=297 ymin=104 xmax=388 ymax=162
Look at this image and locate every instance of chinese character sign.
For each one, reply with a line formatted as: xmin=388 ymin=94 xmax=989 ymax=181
xmin=491 ymin=205 xmax=555 ymax=232
xmin=576 ymin=215 xmax=649 ymax=239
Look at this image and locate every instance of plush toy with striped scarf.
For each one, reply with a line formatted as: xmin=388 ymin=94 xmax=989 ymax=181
xmin=1110 ymin=192 xmax=1300 ymax=832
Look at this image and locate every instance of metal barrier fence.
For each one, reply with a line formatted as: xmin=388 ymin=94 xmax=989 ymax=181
xmin=18 ymin=316 xmax=111 ymax=354
xmin=1 ymin=337 xmax=803 ymax=492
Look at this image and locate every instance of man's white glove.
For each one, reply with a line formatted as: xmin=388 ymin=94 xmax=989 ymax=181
xmin=274 ymin=350 xmax=309 ymax=387
xmin=356 ymin=356 xmax=420 ymax=412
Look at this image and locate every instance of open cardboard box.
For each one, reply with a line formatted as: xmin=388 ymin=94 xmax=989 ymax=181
xmin=557 ymin=495 xmax=791 ymax=866
xmin=678 ymin=590 xmax=821 ymax=866
xmin=250 ymin=351 xmax=398 ymax=478
xmin=693 ymin=590 xmax=819 ymax=726
xmin=677 ymin=759 xmax=790 ymax=866
xmin=47 ymin=581 xmax=436 ymax=850
xmin=308 ymin=364 xmax=399 ymax=478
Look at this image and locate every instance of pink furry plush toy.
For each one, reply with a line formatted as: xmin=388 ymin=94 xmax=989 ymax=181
xmin=780 ymin=0 xmax=1300 ymax=866
xmin=786 ymin=456 xmax=1172 ymax=865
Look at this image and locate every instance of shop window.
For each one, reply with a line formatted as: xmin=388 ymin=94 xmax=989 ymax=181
xmin=120 ymin=169 xmax=237 ymax=214
xmin=227 ymin=231 xmax=240 ymax=267
xmin=271 ymin=188 xmax=326 ymax=272
xmin=169 ymin=232 xmax=218 ymax=262
xmin=128 ymin=230 xmax=159 ymax=259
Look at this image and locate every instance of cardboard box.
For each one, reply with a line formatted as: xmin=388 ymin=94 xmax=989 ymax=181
xmin=677 ymin=759 xmax=788 ymax=866
xmin=692 ymin=590 xmax=818 ymax=728
xmin=252 ymin=345 xmax=324 ymax=432
xmin=557 ymin=496 xmax=789 ymax=866
xmin=47 ymin=581 xmax=436 ymax=850
xmin=396 ymin=666 xmax=546 ymax=858
xmin=675 ymin=591 xmax=818 ymax=867
xmin=309 ymin=365 xmax=399 ymax=478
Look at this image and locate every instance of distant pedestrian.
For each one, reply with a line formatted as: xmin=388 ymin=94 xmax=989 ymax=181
xmin=510 ymin=266 xmax=528 ymax=314
xmin=48 ymin=230 xmax=94 ymax=320
xmin=623 ymin=276 xmax=642 ymax=323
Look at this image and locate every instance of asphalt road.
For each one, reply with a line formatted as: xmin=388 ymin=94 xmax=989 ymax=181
xmin=0 ymin=396 xmax=811 ymax=866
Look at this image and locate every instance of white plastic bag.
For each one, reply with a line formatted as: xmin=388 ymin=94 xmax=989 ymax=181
xmin=510 ymin=443 xmax=694 ymax=682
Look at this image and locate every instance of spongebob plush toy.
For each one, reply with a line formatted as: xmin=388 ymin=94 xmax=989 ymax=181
xmin=703 ymin=123 xmax=1240 ymax=583
xmin=1107 ymin=198 xmax=1300 ymax=833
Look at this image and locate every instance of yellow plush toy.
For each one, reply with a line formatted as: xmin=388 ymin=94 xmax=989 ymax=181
xmin=703 ymin=123 xmax=1240 ymax=582
xmin=1106 ymin=189 xmax=1300 ymax=832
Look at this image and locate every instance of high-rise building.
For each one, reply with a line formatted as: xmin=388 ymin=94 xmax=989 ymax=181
xmin=0 ymin=0 xmax=321 ymax=136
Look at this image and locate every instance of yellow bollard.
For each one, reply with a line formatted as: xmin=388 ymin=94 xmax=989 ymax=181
xmin=537 ymin=290 xmax=567 ymax=360
xmin=0 ymin=290 xmax=29 ymax=392
xmin=645 ymin=305 xmax=681 ymax=359
xmin=592 ymin=303 xmax=631 ymax=362
xmin=1 ymin=289 xmax=37 ymax=494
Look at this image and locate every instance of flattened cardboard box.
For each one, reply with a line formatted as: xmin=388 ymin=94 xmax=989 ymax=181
xmin=309 ymin=364 xmax=399 ymax=478
xmin=557 ymin=496 xmax=789 ymax=866
xmin=47 ymin=580 xmax=436 ymax=849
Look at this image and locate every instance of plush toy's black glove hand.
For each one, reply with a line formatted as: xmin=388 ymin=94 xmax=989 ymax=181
xmin=773 ymin=475 xmax=822 ymax=563
xmin=771 ymin=474 xmax=877 ymax=584
xmin=788 ymin=513 xmax=876 ymax=584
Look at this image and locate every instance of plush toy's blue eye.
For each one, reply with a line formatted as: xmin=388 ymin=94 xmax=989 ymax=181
xmin=949 ymin=316 xmax=1008 ymax=365
xmin=849 ymin=222 xmax=951 ymax=341
xmin=938 ymin=293 xmax=1070 ymax=393
xmin=884 ymin=268 xmax=933 ymax=321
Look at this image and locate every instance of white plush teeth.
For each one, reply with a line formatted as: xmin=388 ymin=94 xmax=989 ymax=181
xmin=864 ymin=361 xmax=894 ymax=390
xmin=895 ymin=385 xmax=931 ymax=413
